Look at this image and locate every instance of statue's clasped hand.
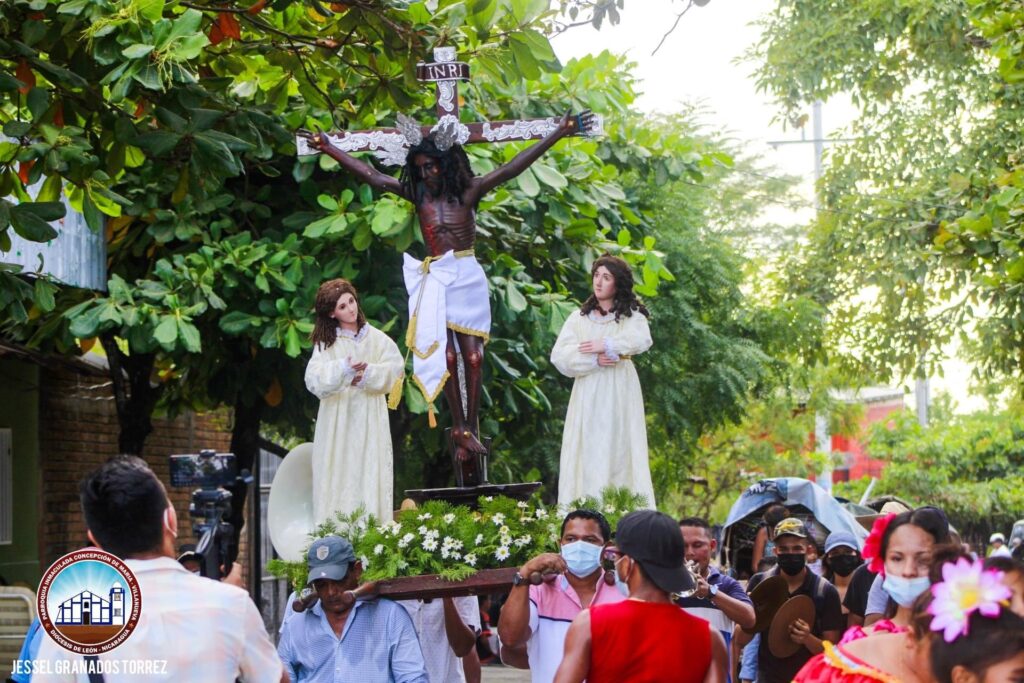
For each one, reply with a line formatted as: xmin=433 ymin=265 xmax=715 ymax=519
xmin=349 ymin=357 xmax=368 ymax=386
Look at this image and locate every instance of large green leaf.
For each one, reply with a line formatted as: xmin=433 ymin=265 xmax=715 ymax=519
xmin=192 ymin=133 xmax=242 ymax=176
xmin=177 ymin=319 xmax=201 ymax=352
xmin=68 ymin=304 xmax=104 ymax=338
xmin=516 ymin=167 xmax=540 ymax=197
xmin=134 ymin=131 xmax=181 ymax=156
xmin=153 ymin=316 xmax=178 ymax=347
xmin=122 ymin=44 xmax=155 ymax=60
xmin=531 ymin=163 xmax=567 ymax=190
xmin=220 ymin=311 xmax=262 ymax=334
xmin=10 ymin=202 xmax=63 ymax=242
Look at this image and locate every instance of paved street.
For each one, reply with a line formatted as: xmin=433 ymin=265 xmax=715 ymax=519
xmin=482 ymin=665 xmax=531 ymax=682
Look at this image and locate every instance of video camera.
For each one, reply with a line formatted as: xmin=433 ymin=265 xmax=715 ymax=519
xmin=169 ymin=450 xmax=253 ymax=580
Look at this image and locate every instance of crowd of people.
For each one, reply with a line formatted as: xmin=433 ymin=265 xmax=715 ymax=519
xmin=14 ymin=456 xmax=1024 ymax=682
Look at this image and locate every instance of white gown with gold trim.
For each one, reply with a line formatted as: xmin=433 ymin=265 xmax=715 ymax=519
xmin=305 ymin=324 xmax=404 ymax=524
xmin=551 ymin=309 xmax=655 ymax=507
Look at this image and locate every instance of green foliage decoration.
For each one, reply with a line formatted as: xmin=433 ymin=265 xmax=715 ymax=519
xmin=267 ymin=486 xmax=647 ymax=591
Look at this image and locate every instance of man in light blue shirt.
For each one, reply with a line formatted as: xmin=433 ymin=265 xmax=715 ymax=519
xmin=278 ymin=536 xmax=428 ymax=683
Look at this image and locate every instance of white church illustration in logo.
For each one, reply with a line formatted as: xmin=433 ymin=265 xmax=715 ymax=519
xmin=53 ymin=582 xmax=126 ymax=626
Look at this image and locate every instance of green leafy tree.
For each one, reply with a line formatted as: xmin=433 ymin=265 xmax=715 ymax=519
xmin=835 ymin=402 xmax=1024 ymax=543
xmin=749 ymin=0 xmax=1024 ymax=390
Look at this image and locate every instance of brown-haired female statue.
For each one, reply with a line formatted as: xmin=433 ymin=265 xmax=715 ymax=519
xmin=550 ymin=255 xmax=655 ymax=507
xmin=305 ymin=279 xmax=404 ymax=523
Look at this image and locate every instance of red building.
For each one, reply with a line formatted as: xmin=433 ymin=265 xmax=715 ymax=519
xmin=827 ymin=388 xmax=905 ymax=483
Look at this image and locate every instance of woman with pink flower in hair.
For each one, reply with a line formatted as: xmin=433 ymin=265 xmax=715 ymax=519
xmin=794 ymin=554 xmax=1023 ymax=682
xmin=838 ymin=507 xmax=950 ymax=642
xmin=915 ymin=555 xmax=1024 ymax=683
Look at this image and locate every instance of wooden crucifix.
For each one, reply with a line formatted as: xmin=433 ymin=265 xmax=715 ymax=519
xmin=298 ymin=47 xmax=600 ymax=489
xmin=296 ymin=47 xmax=602 ymax=161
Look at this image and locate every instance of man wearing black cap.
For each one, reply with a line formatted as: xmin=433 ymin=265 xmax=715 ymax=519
xmin=278 ymin=535 xmax=428 ymax=682
xmin=738 ymin=518 xmax=843 ymax=683
xmin=554 ymin=510 xmax=728 ymax=683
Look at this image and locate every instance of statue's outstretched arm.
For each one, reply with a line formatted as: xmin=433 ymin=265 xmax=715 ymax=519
xmin=475 ymin=111 xmax=594 ymax=197
xmin=302 ymin=132 xmax=408 ymax=200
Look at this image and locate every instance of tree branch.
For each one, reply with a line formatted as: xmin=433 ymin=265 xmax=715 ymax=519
xmin=652 ymin=0 xmax=694 ymax=56
xmin=288 ymin=40 xmax=337 ymax=113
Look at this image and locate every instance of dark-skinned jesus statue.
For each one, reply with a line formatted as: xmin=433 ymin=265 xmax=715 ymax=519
xmin=306 ymin=110 xmax=590 ymax=481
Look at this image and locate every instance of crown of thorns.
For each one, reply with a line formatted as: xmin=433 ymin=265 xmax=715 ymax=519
xmin=397 ymin=113 xmax=469 ymax=152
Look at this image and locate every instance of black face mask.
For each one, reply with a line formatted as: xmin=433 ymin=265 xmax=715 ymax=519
xmin=777 ymin=553 xmax=807 ymax=576
xmin=829 ymin=555 xmax=860 ymax=577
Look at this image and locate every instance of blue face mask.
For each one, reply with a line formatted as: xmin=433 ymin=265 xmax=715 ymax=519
xmin=561 ymin=540 xmax=602 ymax=578
xmin=614 ymin=557 xmax=631 ymax=597
xmin=882 ymin=574 xmax=931 ymax=607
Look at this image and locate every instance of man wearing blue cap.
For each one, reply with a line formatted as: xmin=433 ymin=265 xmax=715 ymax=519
xmin=278 ymin=535 xmax=428 ymax=682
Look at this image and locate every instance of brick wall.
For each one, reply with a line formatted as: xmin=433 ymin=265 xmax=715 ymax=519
xmin=36 ymin=364 xmax=248 ymax=582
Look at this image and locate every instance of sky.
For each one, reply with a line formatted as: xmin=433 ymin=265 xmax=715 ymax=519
xmin=551 ymin=0 xmax=984 ymax=413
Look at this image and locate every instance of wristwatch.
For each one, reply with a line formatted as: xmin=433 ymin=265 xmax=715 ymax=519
xmin=512 ymin=572 xmax=527 ymax=587
xmin=708 ymin=584 xmax=719 ymax=599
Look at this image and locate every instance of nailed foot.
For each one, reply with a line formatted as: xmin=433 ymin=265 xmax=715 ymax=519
xmin=453 ymin=428 xmax=488 ymax=456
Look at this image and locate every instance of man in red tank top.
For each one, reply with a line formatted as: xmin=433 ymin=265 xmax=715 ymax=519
xmin=554 ymin=510 xmax=728 ymax=683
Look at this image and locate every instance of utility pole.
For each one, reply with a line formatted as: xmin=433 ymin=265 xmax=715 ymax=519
xmin=771 ymin=101 xmax=836 ymax=492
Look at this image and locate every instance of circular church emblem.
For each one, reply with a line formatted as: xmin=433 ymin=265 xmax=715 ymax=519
xmin=37 ymin=549 xmax=141 ymax=654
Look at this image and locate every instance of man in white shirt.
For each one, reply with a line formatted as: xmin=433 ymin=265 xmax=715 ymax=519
xmin=400 ymin=597 xmax=480 ymax=682
xmin=36 ymin=456 xmax=286 ymax=683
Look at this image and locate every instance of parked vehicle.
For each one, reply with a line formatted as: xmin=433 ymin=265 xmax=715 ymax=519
xmin=720 ymin=477 xmax=868 ymax=578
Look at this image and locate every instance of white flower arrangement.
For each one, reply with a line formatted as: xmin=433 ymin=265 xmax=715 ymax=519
xmin=268 ymin=488 xmax=647 ymax=587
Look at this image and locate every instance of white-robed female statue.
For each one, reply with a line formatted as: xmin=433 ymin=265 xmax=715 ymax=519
xmin=550 ymin=255 xmax=655 ymax=507
xmin=305 ymin=279 xmax=404 ymax=524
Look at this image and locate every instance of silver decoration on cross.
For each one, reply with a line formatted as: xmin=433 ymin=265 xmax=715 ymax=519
xmin=481 ymin=118 xmax=560 ymax=142
xmin=396 ymin=113 xmax=424 ymax=147
xmin=433 ymin=46 xmax=457 ymax=63
xmin=295 ymin=131 xmax=410 ymax=166
xmin=430 ymin=114 xmax=471 ymax=151
xmin=437 ymin=81 xmax=456 ymax=113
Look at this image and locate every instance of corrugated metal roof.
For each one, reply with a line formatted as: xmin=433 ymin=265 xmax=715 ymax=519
xmin=1 ymin=175 xmax=106 ymax=292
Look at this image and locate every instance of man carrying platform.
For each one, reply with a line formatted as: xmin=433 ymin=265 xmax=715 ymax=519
xmin=278 ymin=536 xmax=428 ymax=682
xmin=497 ymin=509 xmax=623 ymax=683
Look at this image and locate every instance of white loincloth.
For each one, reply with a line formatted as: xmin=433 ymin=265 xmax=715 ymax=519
xmin=403 ymin=250 xmax=491 ymax=404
